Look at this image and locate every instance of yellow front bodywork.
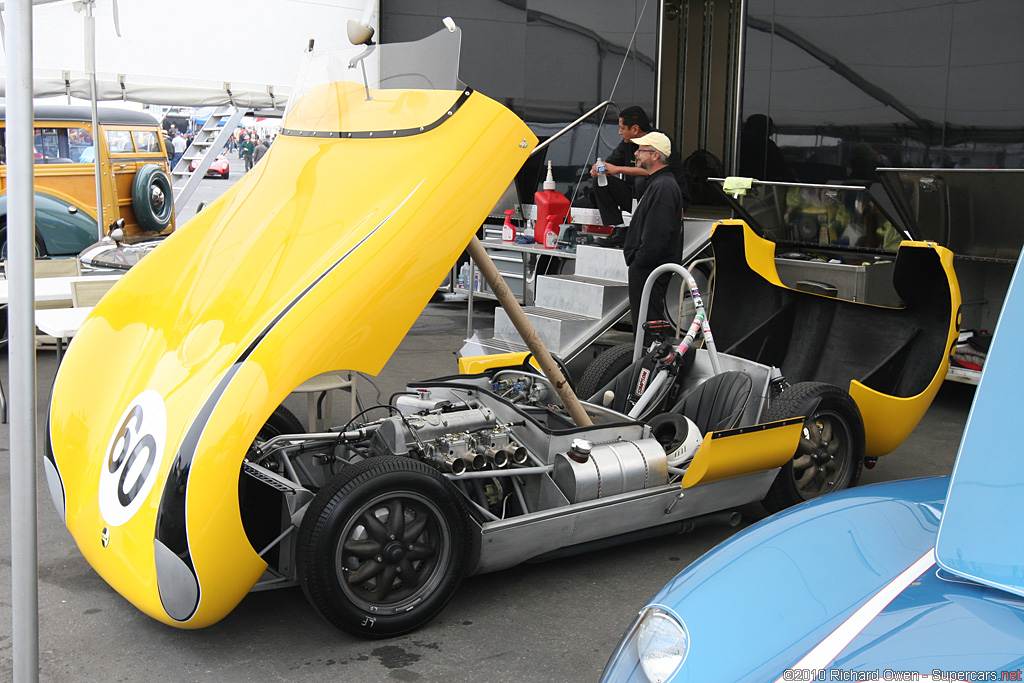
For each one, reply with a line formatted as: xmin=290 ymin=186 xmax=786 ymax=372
xmin=47 ymin=80 xmax=535 ymax=628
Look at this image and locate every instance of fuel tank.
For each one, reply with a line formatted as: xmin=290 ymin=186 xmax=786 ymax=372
xmin=44 ymin=28 xmax=535 ymax=628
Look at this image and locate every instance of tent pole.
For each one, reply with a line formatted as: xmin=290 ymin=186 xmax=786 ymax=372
xmin=6 ymin=0 xmax=40 ymax=679
xmin=84 ymin=0 xmax=104 ymax=240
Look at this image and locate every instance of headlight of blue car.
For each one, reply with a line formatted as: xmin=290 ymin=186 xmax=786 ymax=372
xmin=601 ymin=605 xmax=689 ymax=682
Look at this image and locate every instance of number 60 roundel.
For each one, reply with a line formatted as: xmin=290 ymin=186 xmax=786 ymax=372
xmin=98 ymin=390 xmax=167 ymax=527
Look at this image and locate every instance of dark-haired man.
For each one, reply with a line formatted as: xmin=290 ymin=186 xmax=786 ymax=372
xmin=586 ymin=106 xmax=651 ymax=241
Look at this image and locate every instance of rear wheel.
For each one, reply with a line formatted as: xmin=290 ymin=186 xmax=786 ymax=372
xmin=761 ymin=382 xmax=864 ymax=512
xmin=0 ymin=224 xmax=48 ymax=260
xmin=297 ymin=456 xmax=471 ymax=638
xmin=576 ymin=343 xmax=635 ymax=401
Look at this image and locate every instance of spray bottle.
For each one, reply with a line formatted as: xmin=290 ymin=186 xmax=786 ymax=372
xmin=502 ymin=209 xmax=517 ymax=242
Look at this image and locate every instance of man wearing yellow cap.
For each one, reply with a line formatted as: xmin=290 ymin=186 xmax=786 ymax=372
xmin=624 ymin=131 xmax=683 ymax=344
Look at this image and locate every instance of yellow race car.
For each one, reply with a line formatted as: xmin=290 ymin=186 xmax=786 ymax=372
xmin=43 ymin=24 xmax=961 ymax=640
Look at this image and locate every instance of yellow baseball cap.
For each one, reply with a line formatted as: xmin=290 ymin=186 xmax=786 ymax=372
xmin=632 ymin=131 xmax=671 ymax=159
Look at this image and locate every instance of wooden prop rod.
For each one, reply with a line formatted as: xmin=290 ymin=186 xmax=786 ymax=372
xmin=466 ymin=236 xmax=593 ymax=427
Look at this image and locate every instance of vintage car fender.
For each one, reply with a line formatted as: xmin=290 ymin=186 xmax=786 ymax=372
xmin=0 ymin=190 xmax=98 ymax=256
xmin=602 ymin=477 xmax=954 ymax=681
xmin=45 ymin=79 xmax=535 ymax=628
xmin=603 ymin=477 xmax=1024 ymax=681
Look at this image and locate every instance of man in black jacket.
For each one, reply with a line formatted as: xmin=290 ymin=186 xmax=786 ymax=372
xmin=587 ymin=105 xmax=652 ymax=232
xmin=623 ymin=131 xmax=683 ymax=343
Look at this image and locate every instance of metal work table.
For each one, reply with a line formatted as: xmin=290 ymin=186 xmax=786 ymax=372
xmin=460 ymin=238 xmax=578 ymax=339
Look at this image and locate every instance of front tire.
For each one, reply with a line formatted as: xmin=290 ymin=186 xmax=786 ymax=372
xmin=761 ymin=382 xmax=864 ymax=513
xmin=297 ymin=456 xmax=471 ymax=638
xmin=257 ymin=404 xmax=304 ymax=441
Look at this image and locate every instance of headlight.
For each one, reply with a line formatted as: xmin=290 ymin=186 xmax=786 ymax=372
xmin=635 ymin=607 xmax=688 ymax=682
xmin=600 ymin=605 xmax=689 ymax=683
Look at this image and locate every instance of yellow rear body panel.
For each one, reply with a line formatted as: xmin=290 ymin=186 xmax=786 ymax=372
xmin=713 ymin=221 xmax=960 ymax=459
xmin=681 ymin=419 xmax=805 ymax=488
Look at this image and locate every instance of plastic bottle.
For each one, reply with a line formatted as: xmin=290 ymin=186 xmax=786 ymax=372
xmin=540 ymin=215 xmax=560 ymax=249
xmin=502 ymin=209 xmax=516 ymax=242
xmin=458 ymin=262 xmax=469 ymax=290
xmin=534 ymin=160 xmax=571 ymax=243
xmin=596 ymin=157 xmax=608 ymax=187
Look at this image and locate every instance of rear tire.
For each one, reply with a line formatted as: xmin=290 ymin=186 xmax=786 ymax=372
xmin=576 ymin=343 xmax=635 ymax=401
xmin=297 ymin=456 xmax=471 ymax=639
xmin=761 ymin=382 xmax=864 ymax=513
xmin=0 ymin=224 xmax=48 ymax=260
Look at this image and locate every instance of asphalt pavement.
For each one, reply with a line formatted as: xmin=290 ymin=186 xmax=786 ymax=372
xmin=0 ymin=158 xmax=978 ymax=681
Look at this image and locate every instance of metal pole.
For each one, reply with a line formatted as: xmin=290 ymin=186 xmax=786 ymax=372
xmin=85 ymin=0 xmax=104 ymax=240
xmin=466 ymin=237 xmax=592 ymax=427
xmin=6 ymin=0 xmax=40 ymax=679
xmin=730 ymin=0 xmax=748 ymax=175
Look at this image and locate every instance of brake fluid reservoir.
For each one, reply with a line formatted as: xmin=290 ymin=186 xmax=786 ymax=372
xmin=553 ymin=438 xmax=668 ymax=503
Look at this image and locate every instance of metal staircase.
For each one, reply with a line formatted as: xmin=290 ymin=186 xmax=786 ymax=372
xmin=472 ymin=218 xmax=717 ymax=361
xmin=171 ymin=106 xmax=246 ymax=209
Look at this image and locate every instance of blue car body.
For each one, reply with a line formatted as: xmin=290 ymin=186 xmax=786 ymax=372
xmin=602 ymin=256 xmax=1024 ymax=681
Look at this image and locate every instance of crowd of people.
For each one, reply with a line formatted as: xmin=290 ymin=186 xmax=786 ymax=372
xmin=162 ymin=124 xmax=276 ymax=174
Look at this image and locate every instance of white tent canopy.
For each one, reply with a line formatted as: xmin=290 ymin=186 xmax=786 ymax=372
xmin=0 ymin=0 xmax=373 ymax=108
xmin=13 ymin=68 xmax=286 ymax=109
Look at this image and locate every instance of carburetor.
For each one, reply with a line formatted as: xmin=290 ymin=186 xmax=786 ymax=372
xmin=368 ymin=406 xmax=529 ymax=475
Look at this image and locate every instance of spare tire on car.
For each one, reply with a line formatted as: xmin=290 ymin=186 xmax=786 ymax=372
xmin=131 ymin=163 xmax=174 ymax=233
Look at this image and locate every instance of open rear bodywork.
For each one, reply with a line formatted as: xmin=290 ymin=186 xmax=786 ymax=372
xmin=709 ymin=220 xmax=959 ymax=457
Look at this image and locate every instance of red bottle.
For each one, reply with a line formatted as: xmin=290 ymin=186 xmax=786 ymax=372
xmin=502 ymin=209 xmax=517 ymax=242
xmin=534 ymin=160 xmax=570 ymax=248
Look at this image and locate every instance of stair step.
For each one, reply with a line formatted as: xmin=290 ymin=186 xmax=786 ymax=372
xmin=470 ymin=337 xmax=528 ymax=355
xmin=535 ymin=274 xmax=628 ymax=318
xmin=575 ymin=243 xmax=628 ymax=282
xmin=493 ymin=306 xmax=596 ymax=355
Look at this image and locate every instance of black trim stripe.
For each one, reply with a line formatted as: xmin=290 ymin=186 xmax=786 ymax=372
xmin=709 ymin=416 xmax=805 ymax=439
xmin=281 ymin=88 xmax=473 ymax=139
xmin=153 ymin=183 xmax=422 ymax=621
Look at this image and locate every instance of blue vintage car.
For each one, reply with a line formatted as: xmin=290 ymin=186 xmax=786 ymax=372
xmin=601 ymin=252 xmax=1024 ymax=680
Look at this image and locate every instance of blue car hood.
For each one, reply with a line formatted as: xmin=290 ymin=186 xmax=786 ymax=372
xmin=937 ymin=256 xmax=1024 ymax=598
xmin=632 ymin=479 xmax=948 ymax=681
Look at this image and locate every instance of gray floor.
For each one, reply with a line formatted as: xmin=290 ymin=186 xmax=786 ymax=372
xmin=0 ymin=157 xmax=978 ymax=681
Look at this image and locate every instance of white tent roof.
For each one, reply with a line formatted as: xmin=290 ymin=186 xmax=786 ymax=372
xmin=0 ymin=0 xmax=373 ymax=108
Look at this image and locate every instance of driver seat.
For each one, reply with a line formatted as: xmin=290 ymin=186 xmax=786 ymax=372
xmin=671 ymin=371 xmax=752 ymax=435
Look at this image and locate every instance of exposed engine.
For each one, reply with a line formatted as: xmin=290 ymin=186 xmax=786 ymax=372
xmin=369 ymin=404 xmax=529 ymax=475
xmin=365 ymin=382 xmax=669 ymax=510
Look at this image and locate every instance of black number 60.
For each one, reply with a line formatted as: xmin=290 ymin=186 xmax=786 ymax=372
xmin=108 ymin=406 xmax=158 ymax=507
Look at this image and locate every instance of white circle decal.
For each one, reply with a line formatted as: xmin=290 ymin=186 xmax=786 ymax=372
xmin=99 ymin=390 xmax=168 ymax=527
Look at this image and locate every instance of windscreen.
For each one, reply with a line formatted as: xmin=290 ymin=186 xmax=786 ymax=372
xmin=878 ymin=169 xmax=1024 ymax=263
xmin=283 ymin=26 xmax=465 ymax=136
xmin=713 ymin=179 xmax=910 ymax=253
